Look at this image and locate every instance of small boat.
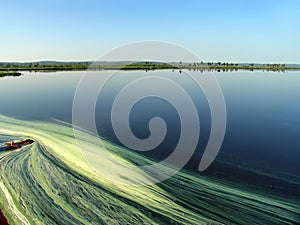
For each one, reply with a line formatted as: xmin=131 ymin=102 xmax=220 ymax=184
xmin=5 ymin=139 xmax=34 ymax=150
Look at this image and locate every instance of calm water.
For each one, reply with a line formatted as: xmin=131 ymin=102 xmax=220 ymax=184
xmin=1 ymin=70 xmax=300 ymax=192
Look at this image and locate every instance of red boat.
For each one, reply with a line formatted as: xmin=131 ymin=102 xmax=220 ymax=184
xmin=5 ymin=139 xmax=34 ymax=150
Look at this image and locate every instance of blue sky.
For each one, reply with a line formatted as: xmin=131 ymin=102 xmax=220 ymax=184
xmin=0 ymin=0 xmax=299 ymax=63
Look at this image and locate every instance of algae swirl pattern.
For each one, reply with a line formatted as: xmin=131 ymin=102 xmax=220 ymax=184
xmin=0 ymin=115 xmax=299 ymax=225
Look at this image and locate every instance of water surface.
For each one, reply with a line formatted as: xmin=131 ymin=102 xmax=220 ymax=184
xmin=0 ymin=70 xmax=299 ymax=224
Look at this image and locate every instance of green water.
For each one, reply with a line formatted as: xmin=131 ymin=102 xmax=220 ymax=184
xmin=0 ymin=115 xmax=299 ymax=225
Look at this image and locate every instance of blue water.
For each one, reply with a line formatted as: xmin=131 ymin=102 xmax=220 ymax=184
xmin=0 ymin=70 xmax=300 ymax=192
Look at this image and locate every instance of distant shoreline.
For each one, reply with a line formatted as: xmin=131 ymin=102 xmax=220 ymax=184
xmin=0 ymin=71 xmax=22 ymax=77
xmin=0 ymin=61 xmax=300 ymax=77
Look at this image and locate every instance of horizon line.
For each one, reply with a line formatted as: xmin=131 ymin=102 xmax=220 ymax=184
xmin=1 ymin=60 xmax=300 ymax=65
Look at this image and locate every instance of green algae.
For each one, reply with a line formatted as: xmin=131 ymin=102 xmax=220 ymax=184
xmin=0 ymin=114 xmax=299 ymax=225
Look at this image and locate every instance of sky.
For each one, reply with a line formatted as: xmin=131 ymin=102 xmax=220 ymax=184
xmin=0 ymin=0 xmax=299 ymax=63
